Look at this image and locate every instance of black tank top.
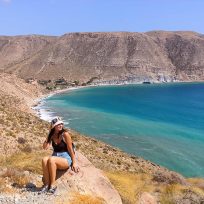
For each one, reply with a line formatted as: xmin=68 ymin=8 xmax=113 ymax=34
xmin=52 ymin=135 xmax=68 ymax=152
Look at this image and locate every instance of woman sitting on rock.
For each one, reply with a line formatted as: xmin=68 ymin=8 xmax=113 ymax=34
xmin=41 ymin=116 xmax=79 ymax=194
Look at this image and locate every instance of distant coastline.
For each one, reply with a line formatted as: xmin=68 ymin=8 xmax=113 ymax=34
xmin=32 ymin=80 xmax=204 ymax=123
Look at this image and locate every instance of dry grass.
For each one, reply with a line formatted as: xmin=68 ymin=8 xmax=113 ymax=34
xmin=185 ymin=178 xmax=204 ymax=196
xmin=106 ymin=171 xmax=204 ymax=204
xmin=0 ymin=151 xmax=50 ymax=174
xmin=159 ymin=184 xmax=180 ymax=204
xmin=187 ymin=178 xmax=204 ymax=189
xmin=68 ymin=194 xmax=105 ymax=204
xmin=159 ymin=182 xmax=204 ymax=204
xmin=0 ymin=150 xmax=49 ymax=191
xmin=105 ymin=171 xmax=154 ymax=204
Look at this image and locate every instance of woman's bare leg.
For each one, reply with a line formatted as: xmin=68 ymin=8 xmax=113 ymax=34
xmin=48 ymin=156 xmax=69 ymax=187
xmin=42 ymin=156 xmax=50 ymax=186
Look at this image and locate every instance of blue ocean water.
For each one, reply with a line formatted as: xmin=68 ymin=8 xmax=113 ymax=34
xmin=42 ymin=83 xmax=204 ymax=177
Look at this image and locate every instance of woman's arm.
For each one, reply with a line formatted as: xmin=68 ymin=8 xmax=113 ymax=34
xmin=63 ymin=132 xmax=79 ymax=172
xmin=43 ymin=139 xmax=51 ymax=150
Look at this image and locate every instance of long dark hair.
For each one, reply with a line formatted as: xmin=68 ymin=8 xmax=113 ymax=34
xmin=47 ymin=128 xmax=68 ymax=143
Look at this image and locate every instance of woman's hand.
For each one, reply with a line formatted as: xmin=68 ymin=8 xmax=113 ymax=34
xmin=43 ymin=140 xmax=50 ymax=150
xmin=71 ymin=163 xmax=80 ymax=173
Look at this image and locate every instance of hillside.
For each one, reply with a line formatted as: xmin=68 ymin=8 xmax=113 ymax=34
xmin=0 ymin=31 xmax=204 ymax=84
xmin=1 ymin=74 xmax=204 ymax=203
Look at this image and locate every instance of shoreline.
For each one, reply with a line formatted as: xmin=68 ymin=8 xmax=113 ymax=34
xmin=31 ymin=86 xmax=87 ymax=121
xmin=31 ymin=80 xmax=204 ymax=122
xmin=31 ymin=82 xmax=149 ymax=121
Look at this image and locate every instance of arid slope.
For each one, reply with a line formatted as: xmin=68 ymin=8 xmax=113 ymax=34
xmin=0 ymin=74 xmax=204 ymax=203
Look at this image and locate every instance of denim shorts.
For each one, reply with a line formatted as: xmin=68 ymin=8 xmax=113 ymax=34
xmin=52 ymin=151 xmax=72 ymax=166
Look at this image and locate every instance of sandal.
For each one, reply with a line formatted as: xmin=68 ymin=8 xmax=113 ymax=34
xmin=38 ymin=185 xmax=49 ymax=194
xmin=47 ymin=185 xmax=57 ymax=194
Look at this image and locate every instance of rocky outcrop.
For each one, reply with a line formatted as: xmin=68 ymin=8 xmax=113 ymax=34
xmin=55 ymin=152 xmax=122 ymax=204
xmin=0 ymin=31 xmax=204 ymax=83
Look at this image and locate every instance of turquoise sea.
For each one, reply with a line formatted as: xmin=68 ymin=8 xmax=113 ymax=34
xmin=41 ymin=83 xmax=204 ymax=177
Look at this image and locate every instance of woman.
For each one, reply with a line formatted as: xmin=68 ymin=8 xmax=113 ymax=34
xmin=41 ymin=116 xmax=79 ymax=194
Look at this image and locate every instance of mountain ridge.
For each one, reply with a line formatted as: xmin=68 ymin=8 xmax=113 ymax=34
xmin=0 ymin=31 xmax=204 ymax=83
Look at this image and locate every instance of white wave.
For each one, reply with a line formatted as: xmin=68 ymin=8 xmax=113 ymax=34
xmin=63 ymin=121 xmax=69 ymax=125
xmin=142 ymin=148 xmax=155 ymax=151
xmin=38 ymin=108 xmax=55 ymax=122
xmin=68 ymin=117 xmax=80 ymax=121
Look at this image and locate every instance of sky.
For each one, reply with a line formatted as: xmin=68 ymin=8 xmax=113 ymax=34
xmin=0 ymin=0 xmax=204 ymax=36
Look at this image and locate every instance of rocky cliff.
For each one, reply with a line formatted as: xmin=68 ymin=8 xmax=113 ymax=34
xmin=0 ymin=31 xmax=204 ymax=83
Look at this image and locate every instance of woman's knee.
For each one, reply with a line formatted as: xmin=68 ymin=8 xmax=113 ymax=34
xmin=48 ymin=157 xmax=56 ymax=166
xmin=42 ymin=156 xmax=50 ymax=165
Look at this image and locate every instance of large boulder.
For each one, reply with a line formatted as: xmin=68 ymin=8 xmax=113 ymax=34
xmin=139 ymin=192 xmax=157 ymax=204
xmin=55 ymin=152 xmax=122 ymax=204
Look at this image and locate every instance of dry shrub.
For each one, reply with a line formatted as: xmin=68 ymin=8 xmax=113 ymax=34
xmin=1 ymin=168 xmax=30 ymax=188
xmin=13 ymin=174 xmax=30 ymax=188
xmin=0 ymin=177 xmax=15 ymax=193
xmin=17 ymin=137 xmax=26 ymax=144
